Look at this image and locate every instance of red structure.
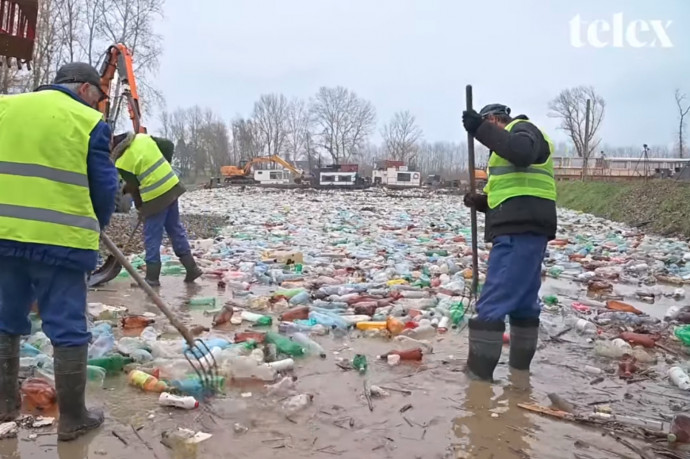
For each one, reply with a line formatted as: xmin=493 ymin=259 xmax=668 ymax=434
xmin=0 ymin=0 xmax=38 ymax=66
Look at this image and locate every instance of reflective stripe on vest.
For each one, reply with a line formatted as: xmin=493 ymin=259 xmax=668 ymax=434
xmin=0 ymin=90 xmax=102 ymax=250
xmin=115 ymin=134 xmax=179 ymax=203
xmin=483 ymin=119 xmax=557 ymax=209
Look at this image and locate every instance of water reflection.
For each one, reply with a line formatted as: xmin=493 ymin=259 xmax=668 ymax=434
xmin=453 ymin=371 xmax=536 ymax=458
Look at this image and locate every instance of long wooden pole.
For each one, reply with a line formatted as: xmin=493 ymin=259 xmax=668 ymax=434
xmin=465 ymin=85 xmax=479 ymax=296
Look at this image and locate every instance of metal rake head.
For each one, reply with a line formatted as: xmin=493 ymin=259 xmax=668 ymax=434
xmin=183 ymin=338 xmax=221 ymax=398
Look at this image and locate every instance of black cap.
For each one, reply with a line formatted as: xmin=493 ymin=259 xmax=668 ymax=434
xmin=479 ymin=104 xmax=511 ymax=118
xmin=54 ymin=62 xmax=108 ymax=99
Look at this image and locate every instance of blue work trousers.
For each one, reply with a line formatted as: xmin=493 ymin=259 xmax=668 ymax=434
xmin=144 ymin=199 xmax=191 ymax=264
xmin=476 ymin=233 xmax=548 ymax=322
xmin=0 ymin=257 xmax=90 ymax=347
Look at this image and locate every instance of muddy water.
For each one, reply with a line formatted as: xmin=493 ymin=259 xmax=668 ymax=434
xmin=1 ymin=273 xmax=687 ymax=459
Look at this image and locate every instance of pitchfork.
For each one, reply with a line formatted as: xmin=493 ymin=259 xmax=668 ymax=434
xmin=100 ymin=233 xmax=220 ymax=396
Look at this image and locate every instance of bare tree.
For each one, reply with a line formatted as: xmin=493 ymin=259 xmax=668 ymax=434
xmin=548 ymin=86 xmax=605 ymax=159
xmin=252 ymin=93 xmax=289 ymax=157
xmin=284 ymin=98 xmax=311 ymax=163
xmin=675 ymin=89 xmax=690 ymax=158
xmin=231 ymin=117 xmax=265 ymax=162
xmin=310 ymin=86 xmax=376 ymax=164
xmin=382 ymin=110 xmax=423 ymax=163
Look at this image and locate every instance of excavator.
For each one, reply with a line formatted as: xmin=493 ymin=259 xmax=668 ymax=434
xmin=221 ymin=155 xmax=304 ymax=184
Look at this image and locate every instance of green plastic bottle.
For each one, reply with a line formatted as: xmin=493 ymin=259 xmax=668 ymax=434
xmin=449 ymin=302 xmax=466 ymax=326
xmin=188 ymin=297 xmax=217 ymax=307
xmin=543 ymin=295 xmax=559 ymax=306
xmin=161 ymin=264 xmax=186 ymax=275
xmin=353 ymin=354 xmax=367 ymax=374
xmin=425 ymin=249 xmax=448 ymax=256
xmin=88 ymin=354 xmax=134 ymax=374
xmin=265 ymin=332 xmax=304 ymax=357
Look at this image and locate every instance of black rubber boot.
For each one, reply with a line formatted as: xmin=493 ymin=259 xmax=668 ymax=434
xmin=0 ymin=334 xmax=20 ymax=422
xmin=145 ymin=262 xmax=161 ymax=287
xmin=180 ymin=254 xmax=203 ymax=283
xmin=466 ymin=318 xmax=505 ymax=382
xmin=54 ymin=346 xmax=104 ymax=441
xmin=509 ymin=317 xmax=540 ymax=371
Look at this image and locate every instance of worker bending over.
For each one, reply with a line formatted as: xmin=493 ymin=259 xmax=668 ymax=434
xmin=112 ymin=133 xmax=202 ymax=286
xmin=0 ymin=63 xmax=119 ymax=440
xmin=462 ymin=104 xmax=557 ymax=381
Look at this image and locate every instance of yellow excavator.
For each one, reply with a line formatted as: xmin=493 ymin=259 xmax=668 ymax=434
xmin=220 ymin=155 xmax=304 ymax=184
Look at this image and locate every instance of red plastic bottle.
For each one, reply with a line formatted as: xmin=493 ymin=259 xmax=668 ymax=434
xmin=121 ymin=315 xmax=155 ymax=330
xmin=380 ymin=348 xmax=423 ymax=361
xmin=353 ymin=304 xmax=378 ymax=316
xmin=234 ymin=331 xmax=266 ymax=344
xmin=279 ymin=306 xmax=310 ymax=322
xmin=21 ymin=378 xmax=56 ymax=409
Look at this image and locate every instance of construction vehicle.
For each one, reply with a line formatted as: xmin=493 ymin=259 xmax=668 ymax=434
xmin=0 ymin=0 xmax=37 ymax=68
xmin=474 ymin=169 xmax=488 ymax=189
xmin=97 ymin=43 xmax=147 ymax=212
xmin=220 ymin=155 xmax=304 ymax=184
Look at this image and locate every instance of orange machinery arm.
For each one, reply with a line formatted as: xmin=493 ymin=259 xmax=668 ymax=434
xmin=243 ymin=155 xmax=302 ymax=175
xmin=97 ymin=43 xmax=145 ymax=134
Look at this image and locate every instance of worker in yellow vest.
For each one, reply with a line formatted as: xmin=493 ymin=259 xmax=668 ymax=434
xmin=462 ymin=103 xmax=557 ymax=381
xmin=0 ymin=63 xmax=119 ymax=440
xmin=111 ymin=133 xmax=202 ymax=286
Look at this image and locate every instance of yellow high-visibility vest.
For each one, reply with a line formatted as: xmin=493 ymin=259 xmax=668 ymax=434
xmin=484 ymin=119 xmax=557 ymax=209
xmin=115 ymin=134 xmax=179 ymax=202
xmin=0 ymin=90 xmax=102 ymax=250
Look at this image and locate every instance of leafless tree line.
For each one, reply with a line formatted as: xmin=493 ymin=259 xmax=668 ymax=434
xmin=0 ymin=0 xmax=164 ymax=114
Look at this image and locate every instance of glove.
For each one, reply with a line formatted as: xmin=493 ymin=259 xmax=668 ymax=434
xmin=462 ymin=109 xmax=484 ymax=135
xmin=463 ymin=193 xmax=488 ymax=212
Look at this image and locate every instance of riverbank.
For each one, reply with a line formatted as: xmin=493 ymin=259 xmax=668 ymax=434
xmin=557 ymin=180 xmax=690 ymax=238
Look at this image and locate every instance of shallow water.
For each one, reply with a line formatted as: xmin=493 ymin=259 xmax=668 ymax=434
xmin=2 ymin=188 xmax=689 ymax=458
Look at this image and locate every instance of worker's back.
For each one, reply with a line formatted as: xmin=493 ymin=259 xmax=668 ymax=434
xmin=0 ymin=89 xmax=103 ymax=251
xmin=0 ymin=90 xmax=102 ymax=165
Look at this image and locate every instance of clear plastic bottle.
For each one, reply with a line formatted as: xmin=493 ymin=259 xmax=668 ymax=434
xmin=669 ymin=367 xmax=690 ymax=390
xmin=222 ymin=356 xmax=276 ymax=381
xmin=290 ymin=332 xmax=326 ymax=358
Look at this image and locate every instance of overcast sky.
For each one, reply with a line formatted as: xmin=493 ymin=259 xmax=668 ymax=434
xmin=156 ymin=0 xmax=689 ymax=151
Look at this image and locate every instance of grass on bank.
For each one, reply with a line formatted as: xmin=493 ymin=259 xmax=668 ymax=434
xmin=557 ymin=180 xmax=690 ymax=238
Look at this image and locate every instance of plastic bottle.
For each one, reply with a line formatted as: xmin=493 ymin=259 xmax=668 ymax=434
xmin=130 ymin=348 xmax=154 ymax=363
xmin=279 ymin=306 xmax=310 ymax=322
xmin=669 ymin=367 xmax=690 ymax=390
xmin=437 ymin=316 xmax=450 ymax=333
xmin=240 ymin=311 xmax=273 ymax=326
xmin=234 ymin=332 xmax=266 ymax=344
xmin=188 ymin=297 xmax=217 ymax=307
xmin=88 ymin=354 xmax=134 ymax=374
xmin=265 ymin=332 xmax=305 ymax=357
xmin=666 ymin=306 xmax=682 ymax=321
xmin=352 ymin=354 xmax=367 ymax=374
xmin=222 ymin=356 xmax=276 ymax=381
xmin=670 ymin=414 xmax=690 ymax=443
xmin=449 ymin=302 xmax=465 ymax=326
xmin=401 ymin=324 xmax=436 ymax=339
xmin=289 ymin=291 xmax=311 ymax=305
xmin=569 ymin=318 xmax=597 ymax=334
xmin=88 ymin=333 xmax=115 ymax=359
xmin=20 ymin=342 xmax=41 ymax=357
xmin=379 ymin=348 xmax=423 ymax=361
xmin=21 ymin=378 xmax=56 ymax=409
xmin=267 ymin=358 xmax=295 ymax=372
xmin=394 ymin=335 xmax=434 ymax=354
xmin=308 ymin=311 xmax=349 ymax=330
xmin=26 ymin=332 xmax=53 ymax=356
xmin=117 ymin=337 xmax=150 ymax=355
xmin=121 ymin=315 xmax=155 ymax=329
xmin=128 ymin=369 xmax=168 ymax=392
xmin=159 ymin=392 xmax=199 ymax=410
xmin=290 ymin=332 xmax=326 ymax=358
xmin=140 ymin=326 xmax=159 ymax=342
xmin=584 ymin=365 xmax=603 ymax=375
